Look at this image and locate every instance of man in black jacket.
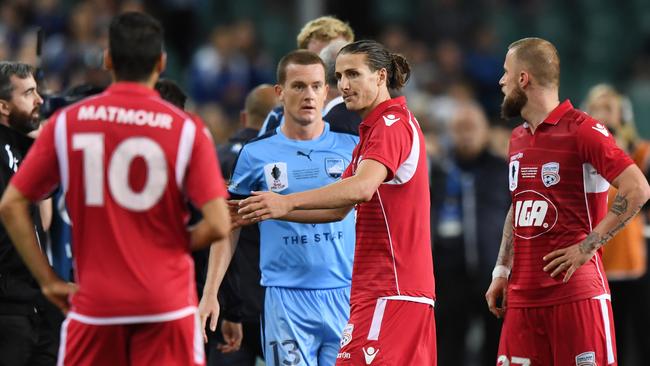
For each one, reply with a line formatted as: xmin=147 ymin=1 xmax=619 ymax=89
xmin=0 ymin=62 xmax=57 ymax=366
xmin=430 ymin=102 xmax=510 ymax=366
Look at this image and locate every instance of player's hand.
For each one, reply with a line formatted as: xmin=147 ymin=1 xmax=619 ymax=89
xmin=198 ymin=293 xmax=220 ymax=343
xmin=485 ymin=277 xmax=508 ymax=319
xmin=543 ymin=243 xmax=596 ymax=283
xmin=238 ymin=191 xmax=292 ymax=221
xmin=218 ymin=320 xmax=243 ymax=353
xmin=227 ymin=200 xmax=254 ymax=229
xmin=41 ymin=280 xmax=78 ymax=315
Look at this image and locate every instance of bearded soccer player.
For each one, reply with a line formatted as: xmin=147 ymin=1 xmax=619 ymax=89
xmin=0 ymin=12 xmax=231 ymax=366
xmin=485 ymin=37 xmax=650 ymax=365
xmin=238 ymin=40 xmax=436 ymax=365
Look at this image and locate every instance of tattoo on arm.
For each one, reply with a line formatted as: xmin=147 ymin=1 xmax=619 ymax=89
xmin=496 ymin=205 xmax=514 ymax=268
xmin=579 ymin=195 xmax=643 ymax=254
xmin=610 ymin=194 xmax=628 ymax=216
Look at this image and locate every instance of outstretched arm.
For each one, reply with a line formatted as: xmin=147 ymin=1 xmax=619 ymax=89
xmin=543 ymin=164 xmax=650 ymax=282
xmin=485 ymin=204 xmax=514 ymax=318
xmin=238 ymin=159 xmax=387 ymax=222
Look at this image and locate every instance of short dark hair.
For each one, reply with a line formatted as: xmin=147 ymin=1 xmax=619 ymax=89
xmin=109 ymin=12 xmax=164 ymax=82
xmin=155 ymin=79 xmax=187 ymax=109
xmin=276 ymin=50 xmax=326 ymax=85
xmin=0 ymin=62 xmax=35 ymax=101
xmin=339 ymin=40 xmax=410 ymax=90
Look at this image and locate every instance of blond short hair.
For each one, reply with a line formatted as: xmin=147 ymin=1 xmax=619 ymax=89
xmin=508 ymin=37 xmax=560 ymax=88
xmin=296 ymin=16 xmax=354 ymax=49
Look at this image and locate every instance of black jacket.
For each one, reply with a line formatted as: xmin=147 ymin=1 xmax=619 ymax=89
xmin=0 ymin=124 xmax=47 ymax=315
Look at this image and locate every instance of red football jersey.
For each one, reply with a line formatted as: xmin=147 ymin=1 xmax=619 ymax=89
xmin=342 ymin=96 xmax=435 ymax=304
xmin=507 ymin=100 xmax=633 ymax=307
xmin=11 ymin=82 xmax=228 ymax=319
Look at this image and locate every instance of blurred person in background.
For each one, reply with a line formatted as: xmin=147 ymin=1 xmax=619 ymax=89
xmin=486 ymin=37 xmax=650 ymax=366
xmin=585 ymin=84 xmax=650 ymax=366
xmin=430 ymin=102 xmax=508 ymax=366
xmin=259 ymin=15 xmax=357 ymax=136
xmin=0 ymin=61 xmax=57 ymax=366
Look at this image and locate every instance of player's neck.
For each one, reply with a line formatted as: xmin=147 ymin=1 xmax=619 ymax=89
xmin=521 ymin=90 xmax=560 ymax=133
xmin=281 ymin=118 xmax=325 ymax=141
xmin=360 ymin=88 xmax=392 ymax=119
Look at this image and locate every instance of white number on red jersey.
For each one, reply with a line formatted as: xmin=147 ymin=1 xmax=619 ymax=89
xmin=72 ymin=134 xmax=168 ymax=211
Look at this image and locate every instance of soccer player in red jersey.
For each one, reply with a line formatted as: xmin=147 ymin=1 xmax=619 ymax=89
xmin=237 ymin=40 xmax=436 ymax=366
xmin=485 ymin=37 xmax=650 ymax=366
xmin=0 ymin=12 xmax=231 ymax=366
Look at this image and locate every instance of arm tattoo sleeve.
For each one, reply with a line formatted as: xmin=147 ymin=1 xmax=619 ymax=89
xmin=496 ymin=205 xmax=515 ymax=268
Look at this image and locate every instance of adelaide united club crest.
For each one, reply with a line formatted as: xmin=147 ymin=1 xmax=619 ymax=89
xmin=541 ymin=162 xmax=561 ymax=187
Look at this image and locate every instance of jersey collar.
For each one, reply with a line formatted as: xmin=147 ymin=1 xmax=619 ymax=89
xmin=105 ymin=82 xmax=160 ymax=98
xmin=362 ymin=96 xmax=407 ymax=127
xmin=543 ymin=99 xmax=573 ymax=125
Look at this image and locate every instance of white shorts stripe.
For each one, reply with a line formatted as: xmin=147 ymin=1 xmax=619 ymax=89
xmin=367 ymin=296 xmax=435 ymax=341
xmin=67 ymin=305 xmax=197 ymax=325
xmin=193 ymin=311 xmax=205 ymax=364
xmin=56 ymin=317 xmax=70 ymax=366
xmin=597 ymin=298 xmax=615 ymax=364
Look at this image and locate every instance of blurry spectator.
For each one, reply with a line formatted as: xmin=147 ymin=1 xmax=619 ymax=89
xmin=464 ymin=24 xmax=503 ymax=119
xmin=296 ymin=15 xmax=354 ymax=53
xmin=430 ymin=102 xmax=509 ymax=366
xmin=585 ymin=84 xmax=650 ymax=366
xmin=187 ymin=25 xmax=253 ymax=116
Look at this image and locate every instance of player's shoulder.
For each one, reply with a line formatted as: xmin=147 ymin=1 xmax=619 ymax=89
xmin=371 ymin=106 xmax=411 ymax=133
xmin=237 ymin=128 xmax=279 ymax=158
xmin=568 ymin=109 xmax=613 ymax=140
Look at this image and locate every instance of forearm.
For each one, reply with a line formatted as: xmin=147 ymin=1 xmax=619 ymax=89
xmin=495 ymin=204 xmax=515 ymax=269
xmin=288 ymin=176 xmax=373 ymax=211
xmin=580 ymin=187 xmax=650 ymax=253
xmin=279 ymin=206 xmax=353 ymax=223
xmin=0 ymin=198 xmax=57 ymax=286
xmin=202 ymin=229 xmax=240 ymax=297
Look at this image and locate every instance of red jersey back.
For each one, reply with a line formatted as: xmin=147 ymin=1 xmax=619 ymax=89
xmin=507 ymin=100 xmax=633 ymax=307
xmin=343 ymin=97 xmax=435 ymax=304
xmin=11 ymin=83 xmax=228 ymax=318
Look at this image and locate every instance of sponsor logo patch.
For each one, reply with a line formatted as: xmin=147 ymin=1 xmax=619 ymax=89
xmin=509 ymin=160 xmax=520 ymax=191
xmin=541 ymin=162 xmax=561 ymax=187
xmin=592 ymin=123 xmax=609 ymax=137
xmin=513 ymin=190 xmax=558 ymax=239
xmin=340 ymin=323 xmax=353 ymax=348
xmin=264 ymin=162 xmax=289 ymax=192
xmin=575 ymin=351 xmax=596 ymax=366
xmin=383 ymin=114 xmax=400 ymax=126
xmin=325 ymin=158 xmax=345 ymax=179
xmin=363 ymin=347 xmax=379 ymax=365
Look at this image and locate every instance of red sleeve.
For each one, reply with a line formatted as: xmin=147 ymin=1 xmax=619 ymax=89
xmin=577 ymin=118 xmax=634 ymax=182
xmin=184 ymin=119 xmax=229 ymax=207
xmin=360 ymin=111 xmax=412 ymax=181
xmin=11 ymin=116 xmax=60 ymax=201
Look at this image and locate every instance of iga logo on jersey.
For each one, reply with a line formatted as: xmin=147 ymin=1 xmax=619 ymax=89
xmin=513 ymin=190 xmax=558 ymax=239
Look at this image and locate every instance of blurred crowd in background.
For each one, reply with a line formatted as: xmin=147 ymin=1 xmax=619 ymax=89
xmin=2 ymin=1 xmax=650 ymax=365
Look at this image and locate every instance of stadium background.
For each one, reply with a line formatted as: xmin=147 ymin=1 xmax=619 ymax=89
xmin=2 ymin=0 xmax=649 ymax=365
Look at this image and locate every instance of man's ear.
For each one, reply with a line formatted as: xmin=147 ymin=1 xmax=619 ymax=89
xmin=103 ymin=49 xmax=113 ymax=71
xmin=274 ymin=84 xmax=284 ymax=103
xmin=240 ymin=110 xmax=248 ymax=128
xmin=156 ymin=52 xmax=167 ymax=75
xmin=0 ymin=100 xmax=11 ymax=118
xmin=377 ymin=68 xmax=387 ymax=87
xmin=519 ymin=71 xmax=530 ymax=89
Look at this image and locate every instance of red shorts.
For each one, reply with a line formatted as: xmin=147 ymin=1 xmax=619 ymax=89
xmin=498 ymin=296 xmax=616 ymax=366
xmin=57 ymin=309 xmax=204 ymax=366
xmin=336 ymin=296 xmax=436 ymax=366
